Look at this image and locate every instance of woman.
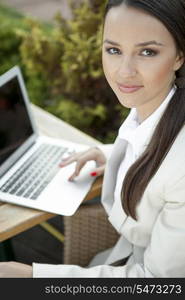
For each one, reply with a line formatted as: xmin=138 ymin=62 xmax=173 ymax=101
xmin=1 ymin=0 xmax=185 ymax=277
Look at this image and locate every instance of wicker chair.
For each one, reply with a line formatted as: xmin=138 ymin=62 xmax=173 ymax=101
xmin=63 ymin=177 xmax=120 ymax=267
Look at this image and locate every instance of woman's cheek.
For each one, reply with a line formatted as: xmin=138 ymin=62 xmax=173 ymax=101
xmin=103 ymin=58 xmax=120 ymax=85
xmin=102 ymin=58 xmax=115 ymax=83
xmin=151 ymin=56 xmax=176 ymax=84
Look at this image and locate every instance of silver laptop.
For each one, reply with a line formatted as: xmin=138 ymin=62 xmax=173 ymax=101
xmin=0 ymin=66 xmax=96 ymax=215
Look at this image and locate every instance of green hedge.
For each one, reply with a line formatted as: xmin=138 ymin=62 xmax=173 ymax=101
xmin=0 ymin=4 xmax=24 ymax=74
xmin=0 ymin=1 xmax=129 ymax=143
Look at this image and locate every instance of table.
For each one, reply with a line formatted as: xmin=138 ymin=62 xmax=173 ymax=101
xmin=0 ymin=104 xmax=103 ymax=242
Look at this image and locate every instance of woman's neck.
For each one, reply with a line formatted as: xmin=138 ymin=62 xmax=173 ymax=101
xmin=136 ymin=86 xmax=174 ymax=123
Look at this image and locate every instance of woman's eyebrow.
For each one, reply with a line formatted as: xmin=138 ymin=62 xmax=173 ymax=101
xmin=103 ymin=39 xmax=165 ymax=47
xmin=135 ymin=40 xmax=165 ymax=47
xmin=103 ymin=39 xmax=120 ymax=46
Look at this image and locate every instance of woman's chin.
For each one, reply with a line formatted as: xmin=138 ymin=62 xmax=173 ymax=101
xmin=117 ymin=99 xmax=137 ymax=109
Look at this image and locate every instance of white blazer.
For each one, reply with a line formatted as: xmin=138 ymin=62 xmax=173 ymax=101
xmin=33 ymin=123 xmax=185 ymax=278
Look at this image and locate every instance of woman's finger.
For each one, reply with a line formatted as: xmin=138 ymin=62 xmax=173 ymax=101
xmin=68 ymin=159 xmax=86 ymax=181
xmin=59 ymin=147 xmax=106 ymax=180
xmin=59 ymin=152 xmax=83 ymax=167
xmin=90 ymin=165 xmax=105 ymax=177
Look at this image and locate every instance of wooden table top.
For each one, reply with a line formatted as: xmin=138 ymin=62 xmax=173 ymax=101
xmin=0 ymin=104 xmax=103 ymax=242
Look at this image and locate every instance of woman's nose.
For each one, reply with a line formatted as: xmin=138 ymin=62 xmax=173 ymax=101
xmin=117 ymin=57 xmax=137 ymax=78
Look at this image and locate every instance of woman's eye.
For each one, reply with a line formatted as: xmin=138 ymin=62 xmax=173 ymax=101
xmin=141 ymin=49 xmax=158 ymax=57
xmin=105 ymin=47 xmax=121 ymax=55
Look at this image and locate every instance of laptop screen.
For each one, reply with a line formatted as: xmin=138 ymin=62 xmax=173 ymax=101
xmin=0 ymin=76 xmax=34 ymax=166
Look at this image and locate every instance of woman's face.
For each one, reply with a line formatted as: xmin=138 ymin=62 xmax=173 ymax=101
xmin=102 ymin=4 xmax=184 ymax=122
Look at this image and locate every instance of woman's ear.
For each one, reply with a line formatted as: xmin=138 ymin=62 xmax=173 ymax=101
xmin=174 ymin=51 xmax=185 ymax=71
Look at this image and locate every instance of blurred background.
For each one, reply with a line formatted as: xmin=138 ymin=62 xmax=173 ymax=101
xmin=0 ymin=0 xmax=129 ymax=143
xmin=0 ymin=0 xmax=73 ymax=22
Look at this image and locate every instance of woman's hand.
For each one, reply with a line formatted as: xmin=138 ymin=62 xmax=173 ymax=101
xmin=0 ymin=261 xmax=32 ymax=278
xmin=59 ymin=147 xmax=106 ymax=181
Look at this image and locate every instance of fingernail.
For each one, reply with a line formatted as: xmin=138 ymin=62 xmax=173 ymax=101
xmin=90 ymin=172 xmax=97 ymax=177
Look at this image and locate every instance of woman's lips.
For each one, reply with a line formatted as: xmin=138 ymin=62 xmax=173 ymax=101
xmin=117 ymin=83 xmax=143 ymax=94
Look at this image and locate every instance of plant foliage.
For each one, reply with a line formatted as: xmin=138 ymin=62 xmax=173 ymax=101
xmin=0 ymin=1 xmax=129 ymax=143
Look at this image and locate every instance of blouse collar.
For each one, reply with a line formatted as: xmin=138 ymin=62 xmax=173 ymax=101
xmin=118 ymin=86 xmax=176 ymax=157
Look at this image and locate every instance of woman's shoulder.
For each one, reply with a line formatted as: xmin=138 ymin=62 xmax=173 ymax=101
xmin=170 ymin=124 xmax=185 ymax=154
xmin=159 ymin=124 xmax=185 ymax=191
xmin=166 ymin=123 xmax=185 ymax=158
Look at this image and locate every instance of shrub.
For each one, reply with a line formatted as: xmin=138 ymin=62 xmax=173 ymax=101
xmin=0 ymin=4 xmax=24 ymax=74
xmin=0 ymin=4 xmax=53 ymax=105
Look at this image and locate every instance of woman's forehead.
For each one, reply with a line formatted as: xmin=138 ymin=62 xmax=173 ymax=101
xmin=103 ymin=5 xmax=175 ymax=46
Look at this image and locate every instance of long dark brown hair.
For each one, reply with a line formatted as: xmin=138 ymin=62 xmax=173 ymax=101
xmin=105 ymin=0 xmax=185 ymax=220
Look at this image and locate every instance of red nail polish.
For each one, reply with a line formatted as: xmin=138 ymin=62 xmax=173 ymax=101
xmin=90 ymin=172 xmax=97 ymax=177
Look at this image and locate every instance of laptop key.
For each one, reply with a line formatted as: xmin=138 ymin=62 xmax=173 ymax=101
xmin=0 ymin=143 xmax=68 ymax=198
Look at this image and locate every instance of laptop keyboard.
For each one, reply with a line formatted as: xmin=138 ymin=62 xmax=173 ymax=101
xmin=0 ymin=143 xmax=69 ymax=200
